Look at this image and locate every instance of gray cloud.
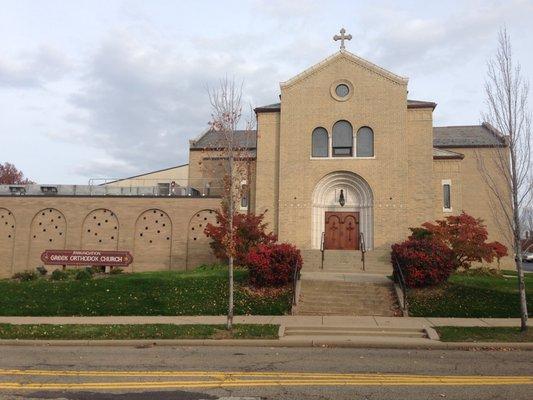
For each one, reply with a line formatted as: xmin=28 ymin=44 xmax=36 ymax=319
xmin=65 ymin=30 xmax=282 ymax=179
xmin=357 ymin=0 xmax=533 ymax=75
xmin=0 ymin=46 xmax=71 ymax=88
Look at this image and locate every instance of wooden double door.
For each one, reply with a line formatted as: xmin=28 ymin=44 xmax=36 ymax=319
xmin=324 ymin=211 xmax=360 ymax=250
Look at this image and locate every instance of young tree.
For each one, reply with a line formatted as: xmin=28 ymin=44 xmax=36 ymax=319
xmin=0 ymin=162 xmax=34 ymax=184
xmin=419 ymin=212 xmax=508 ymax=270
xmin=205 ymin=77 xmax=255 ymax=329
xmin=476 ymin=28 xmax=532 ymax=331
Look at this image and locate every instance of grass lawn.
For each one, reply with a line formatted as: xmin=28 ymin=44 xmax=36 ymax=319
xmin=408 ymin=271 xmax=533 ymax=318
xmin=0 ymin=266 xmax=292 ymax=316
xmin=0 ymin=323 xmax=279 ymax=340
xmin=436 ymin=326 xmax=533 ymax=342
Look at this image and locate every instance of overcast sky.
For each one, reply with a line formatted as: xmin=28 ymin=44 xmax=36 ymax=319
xmin=1 ymin=0 xmax=532 ymax=184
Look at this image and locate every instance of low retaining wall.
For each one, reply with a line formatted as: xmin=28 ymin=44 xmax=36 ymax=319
xmin=0 ymin=196 xmax=221 ymax=277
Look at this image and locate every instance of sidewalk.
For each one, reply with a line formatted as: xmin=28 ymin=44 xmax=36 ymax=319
xmin=0 ymin=315 xmax=528 ymax=328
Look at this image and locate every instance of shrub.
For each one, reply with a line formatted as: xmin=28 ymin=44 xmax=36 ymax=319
xmin=204 ymin=209 xmax=277 ymax=266
xmin=75 ymin=269 xmax=93 ymax=281
xmin=391 ymin=237 xmax=454 ymax=288
xmin=50 ymin=269 xmax=68 ymax=281
xmin=110 ymin=267 xmax=123 ymax=275
xmin=457 ymin=266 xmax=503 ymax=278
xmin=245 ymin=243 xmax=302 ymax=287
xmin=90 ymin=265 xmax=105 ymax=274
xmin=36 ymin=266 xmax=48 ymax=276
xmin=417 ymin=212 xmax=508 ymax=270
xmin=12 ymin=270 xmax=39 ymax=281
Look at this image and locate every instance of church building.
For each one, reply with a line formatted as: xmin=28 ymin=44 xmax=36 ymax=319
xmin=188 ymin=36 xmax=510 ymax=270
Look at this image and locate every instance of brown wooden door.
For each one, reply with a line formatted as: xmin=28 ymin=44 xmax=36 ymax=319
xmin=324 ymin=212 xmax=359 ymax=250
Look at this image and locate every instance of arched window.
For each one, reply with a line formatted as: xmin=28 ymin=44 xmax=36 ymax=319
xmin=356 ymin=127 xmax=374 ymax=157
xmin=332 ymin=120 xmax=353 ymax=157
xmin=312 ymin=127 xmax=329 ymax=157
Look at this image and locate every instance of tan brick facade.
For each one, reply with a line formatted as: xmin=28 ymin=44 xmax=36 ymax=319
xmin=252 ymin=51 xmax=512 ymax=266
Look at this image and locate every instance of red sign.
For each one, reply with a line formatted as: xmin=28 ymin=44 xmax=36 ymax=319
xmin=41 ymin=250 xmax=133 ymax=267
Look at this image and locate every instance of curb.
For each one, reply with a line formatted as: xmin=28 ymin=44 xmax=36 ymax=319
xmin=0 ymin=338 xmax=532 ymax=350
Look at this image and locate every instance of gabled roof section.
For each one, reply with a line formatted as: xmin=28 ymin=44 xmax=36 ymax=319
xmin=254 ymin=103 xmax=281 ymax=113
xmin=433 ymin=123 xmax=507 ymax=148
xmin=100 ymin=163 xmax=189 ymax=186
xmin=254 ymin=99 xmax=436 ymax=113
xmin=190 ymin=129 xmax=257 ymax=150
xmin=407 ymin=99 xmax=437 ymax=110
xmin=280 ymin=50 xmax=408 ymax=89
xmin=432 ymin=148 xmax=464 ymax=160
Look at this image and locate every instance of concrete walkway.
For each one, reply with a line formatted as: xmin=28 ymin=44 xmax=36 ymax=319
xmin=0 ymin=315 xmax=528 ymax=328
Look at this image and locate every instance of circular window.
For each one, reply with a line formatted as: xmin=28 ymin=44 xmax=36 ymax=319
xmin=335 ymin=84 xmax=349 ymax=97
xmin=330 ymin=80 xmax=353 ymax=102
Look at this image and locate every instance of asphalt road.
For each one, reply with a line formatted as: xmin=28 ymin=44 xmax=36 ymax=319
xmin=0 ymin=345 xmax=531 ymax=400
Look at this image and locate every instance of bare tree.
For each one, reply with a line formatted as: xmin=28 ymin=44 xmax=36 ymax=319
xmin=205 ymin=77 xmax=255 ymax=329
xmin=521 ymin=205 xmax=533 ymax=235
xmin=477 ymin=28 xmax=532 ymax=331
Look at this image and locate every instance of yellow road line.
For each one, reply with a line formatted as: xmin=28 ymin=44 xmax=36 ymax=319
xmin=0 ymin=368 xmax=531 ymax=390
xmin=0 ymin=368 xmax=530 ymax=381
xmin=0 ymin=378 xmax=532 ymax=390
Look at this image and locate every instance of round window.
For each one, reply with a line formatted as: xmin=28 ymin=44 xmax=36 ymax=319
xmin=335 ymin=84 xmax=350 ymax=97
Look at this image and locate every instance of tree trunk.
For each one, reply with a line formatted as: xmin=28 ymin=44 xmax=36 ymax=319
xmin=227 ymin=151 xmax=234 ymax=331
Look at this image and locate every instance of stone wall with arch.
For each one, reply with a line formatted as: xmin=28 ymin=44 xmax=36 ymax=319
xmin=186 ymin=209 xmax=217 ymax=269
xmin=28 ymin=208 xmax=67 ymax=268
xmin=0 ymin=196 xmax=220 ymax=276
xmin=312 ymin=171 xmax=373 ymax=250
xmin=133 ymin=209 xmax=173 ymax=271
xmin=0 ymin=208 xmax=15 ymax=277
xmin=81 ymin=209 xmax=119 ymax=250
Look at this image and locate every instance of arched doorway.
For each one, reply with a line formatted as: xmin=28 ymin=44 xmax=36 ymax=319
xmin=312 ymin=171 xmax=373 ymax=250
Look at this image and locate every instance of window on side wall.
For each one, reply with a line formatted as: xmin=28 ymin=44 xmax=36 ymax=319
xmin=442 ymin=180 xmax=452 ymax=212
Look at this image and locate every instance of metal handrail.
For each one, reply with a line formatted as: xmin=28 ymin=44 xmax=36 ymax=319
xmin=320 ymin=231 xmax=325 ymax=270
xmin=392 ymin=259 xmax=408 ymax=312
xmin=359 ymin=231 xmax=366 ymax=271
xmin=291 ymin=263 xmax=301 ymax=306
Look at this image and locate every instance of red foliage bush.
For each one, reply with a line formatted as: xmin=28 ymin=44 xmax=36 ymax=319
xmin=204 ymin=209 xmax=277 ymax=266
xmin=418 ymin=212 xmax=508 ymax=269
xmin=391 ymin=238 xmax=454 ymax=288
xmin=246 ymin=243 xmax=302 ymax=287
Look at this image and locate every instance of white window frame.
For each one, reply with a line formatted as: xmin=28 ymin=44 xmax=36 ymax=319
xmin=442 ymin=179 xmax=452 ymax=212
xmin=239 ymin=179 xmax=249 ymax=211
xmin=309 ymin=123 xmax=376 ymax=160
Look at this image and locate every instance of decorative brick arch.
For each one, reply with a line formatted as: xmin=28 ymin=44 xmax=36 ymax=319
xmin=81 ymin=209 xmax=119 ymax=250
xmin=133 ymin=209 xmax=172 ymax=271
xmin=312 ymin=171 xmax=374 ymax=250
xmin=186 ymin=209 xmax=217 ymax=270
xmin=0 ymin=208 xmax=15 ymax=277
xmin=28 ymin=208 xmax=67 ymax=268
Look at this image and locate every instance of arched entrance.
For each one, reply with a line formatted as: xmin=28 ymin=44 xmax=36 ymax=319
xmin=312 ymin=171 xmax=373 ymax=250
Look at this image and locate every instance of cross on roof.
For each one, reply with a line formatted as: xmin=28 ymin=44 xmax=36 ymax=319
xmin=333 ymin=28 xmax=352 ymax=50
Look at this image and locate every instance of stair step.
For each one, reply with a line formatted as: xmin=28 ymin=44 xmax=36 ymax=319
xmin=282 ymin=326 xmax=427 ymax=339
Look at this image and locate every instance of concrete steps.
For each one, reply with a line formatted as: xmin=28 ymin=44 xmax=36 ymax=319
xmin=301 ymin=248 xmax=392 ymax=274
xmin=281 ymin=326 xmax=428 ymax=340
xmin=296 ymin=279 xmax=400 ymax=316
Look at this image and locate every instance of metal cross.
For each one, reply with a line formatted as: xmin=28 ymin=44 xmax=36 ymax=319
xmin=333 ymin=28 xmax=352 ymax=50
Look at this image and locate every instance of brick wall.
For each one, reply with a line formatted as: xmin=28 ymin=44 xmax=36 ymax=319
xmin=0 ymin=196 xmax=220 ymax=277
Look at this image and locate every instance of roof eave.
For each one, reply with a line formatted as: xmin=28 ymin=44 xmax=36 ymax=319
xmin=408 ymin=102 xmax=437 ymax=110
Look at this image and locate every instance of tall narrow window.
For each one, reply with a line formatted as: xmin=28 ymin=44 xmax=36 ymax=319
xmin=442 ymin=180 xmax=452 ymax=211
xmin=240 ymin=180 xmax=249 ymax=210
xmin=311 ymin=127 xmax=328 ymax=157
xmin=356 ymin=127 xmax=374 ymax=157
xmin=332 ymin=120 xmax=353 ymax=156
